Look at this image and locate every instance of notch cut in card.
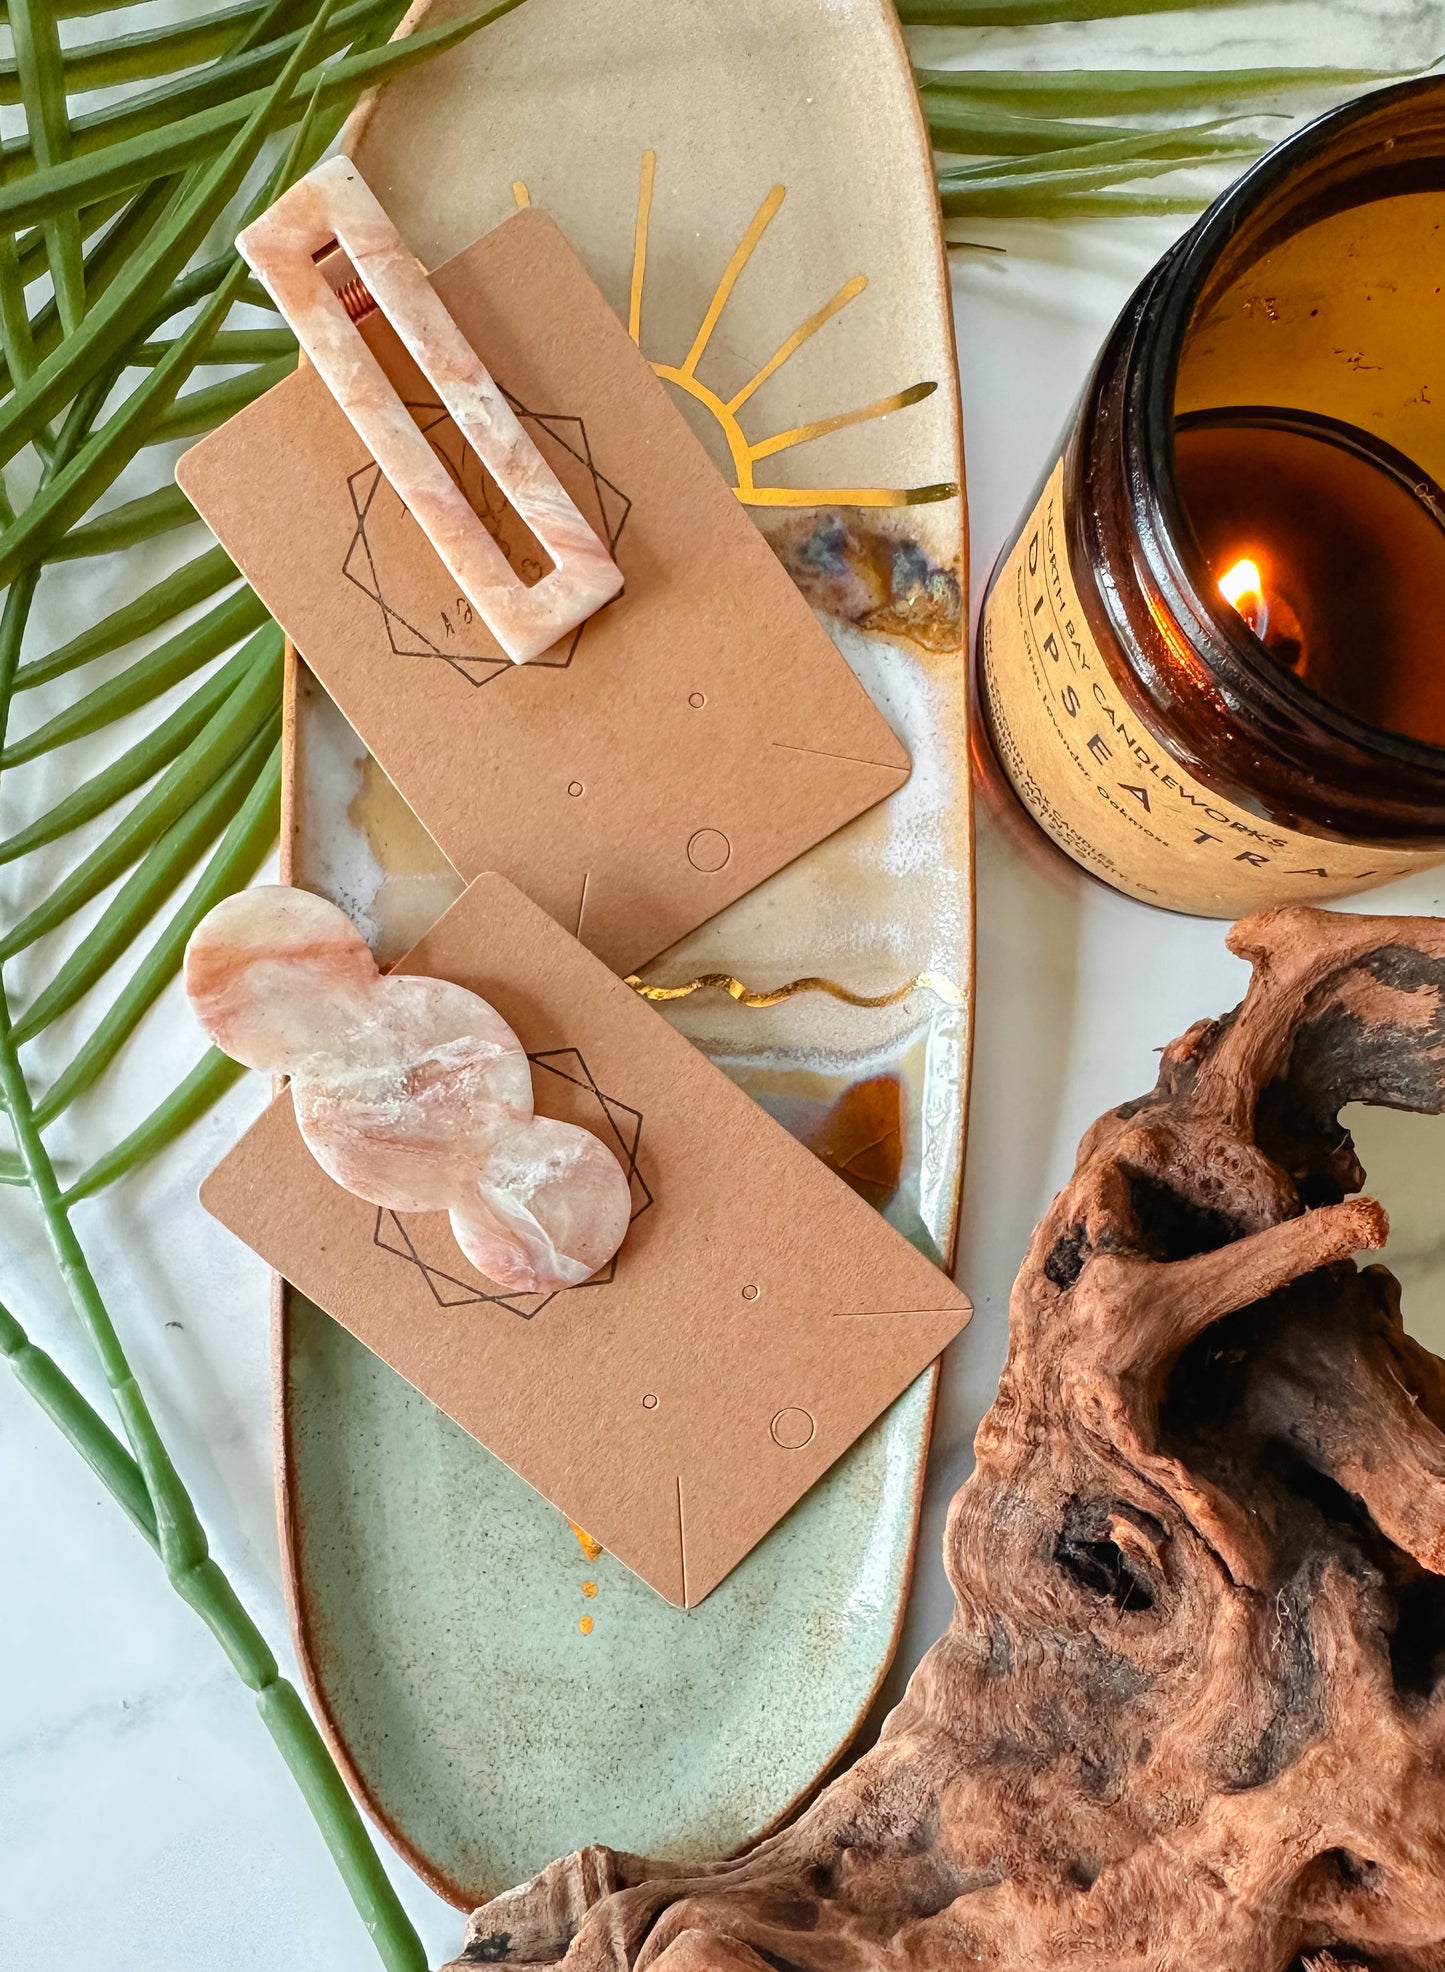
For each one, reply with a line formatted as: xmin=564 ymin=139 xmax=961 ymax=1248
xmin=178 ymin=204 xmax=911 ymax=976
xmin=200 ymin=874 xmax=971 ymax=1606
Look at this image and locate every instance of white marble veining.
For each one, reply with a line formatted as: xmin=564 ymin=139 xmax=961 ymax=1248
xmin=5 ymin=2 xmax=1445 ymax=1966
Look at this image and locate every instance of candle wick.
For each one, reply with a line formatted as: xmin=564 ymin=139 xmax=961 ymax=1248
xmin=1218 ymin=556 xmax=1270 ymax=640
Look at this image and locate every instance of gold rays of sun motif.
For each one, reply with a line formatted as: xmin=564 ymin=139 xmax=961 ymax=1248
xmin=512 ymin=155 xmax=957 ymax=509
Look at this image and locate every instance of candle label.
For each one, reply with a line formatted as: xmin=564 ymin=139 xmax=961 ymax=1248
xmin=979 ymin=458 xmax=1445 ymax=917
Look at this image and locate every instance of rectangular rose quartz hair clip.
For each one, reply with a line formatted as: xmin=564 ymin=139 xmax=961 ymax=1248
xmin=236 ymin=158 xmax=623 ymax=665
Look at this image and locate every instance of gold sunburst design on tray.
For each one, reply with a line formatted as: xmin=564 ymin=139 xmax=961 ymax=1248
xmin=512 ymin=155 xmax=957 ymax=509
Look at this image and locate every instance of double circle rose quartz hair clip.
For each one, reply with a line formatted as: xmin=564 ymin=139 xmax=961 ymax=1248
xmin=184 ymin=886 xmax=631 ymax=1294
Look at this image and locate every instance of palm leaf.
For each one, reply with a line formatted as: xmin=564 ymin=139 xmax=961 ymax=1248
xmin=0 ymin=642 xmax=263 ymax=865
xmin=1 ymin=586 xmax=266 ymax=764
xmin=913 ymin=63 xmax=1402 ymax=112
xmin=0 ymin=3 xmax=270 ymax=104
xmin=903 ymin=0 xmax=1257 ymax=20
xmin=13 ymin=542 xmax=238 ymax=691
xmin=12 ymin=716 xmax=278 ymax=1043
xmin=0 ymin=6 xmax=337 ymax=463
xmin=912 ymin=54 xmax=1420 ymax=224
xmin=0 ymin=0 xmax=523 ymax=225
xmin=49 ymin=482 xmax=200 ymax=557
xmin=63 ymin=1049 xmax=247 ymax=1201
xmin=922 ymin=99 xmax=1252 ymax=154
xmin=31 ymin=741 xmax=282 ymax=1119
xmin=0 ymin=5 xmax=533 ymax=1966
xmin=0 ymin=0 xmax=157 ymax=15
xmin=0 ymin=177 xmax=182 ymax=393
xmin=0 ymin=0 xmax=393 ymax=176
xmin=9 ymin=0 xmax=86 ymax=331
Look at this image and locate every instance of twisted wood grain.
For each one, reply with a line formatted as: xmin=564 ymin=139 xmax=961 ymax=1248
xmin=450 ymin=906 xmax=1445 ymax=1972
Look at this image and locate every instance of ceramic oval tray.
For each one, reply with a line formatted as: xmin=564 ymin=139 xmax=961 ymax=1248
xmin=276 ymin=0 xmax=971 ymax=1908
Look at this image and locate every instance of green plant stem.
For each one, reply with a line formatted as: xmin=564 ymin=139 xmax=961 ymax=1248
xmin=0 ymin=254 xmax=424 ymax=1972
xmin=0 ymin=1018 xmax=428 ymax=1972
xmin=0 ymin=0 xmax=557 ymax=1956
xmin=0 ymin=1292 xmax=160 ymax=1540
xmin=0 ymin=641 xmax=424 ymax=1972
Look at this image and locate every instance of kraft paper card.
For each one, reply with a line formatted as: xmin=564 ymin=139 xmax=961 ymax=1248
xmin=177 ymin=207 xmax=911 ymax=976
xmin=200 ymin=874 xmax=971 ymax=1605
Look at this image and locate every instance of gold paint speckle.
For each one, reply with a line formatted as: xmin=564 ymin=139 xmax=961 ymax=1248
xmin=582 ymin=1580 xmax=598 ymax=1599
xmin=579 ymin=1614 xmax=594 ymax=1635
xmin=569 ymin=1522 xmax=603 ymax=1563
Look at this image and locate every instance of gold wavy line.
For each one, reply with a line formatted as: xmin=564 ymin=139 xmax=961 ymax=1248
xmin=625 ymin=970 xmax=966 ymax=1011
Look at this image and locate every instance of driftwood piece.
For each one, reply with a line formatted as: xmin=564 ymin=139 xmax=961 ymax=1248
xmin=449 ymin=906 xmax=1445 ymax=1972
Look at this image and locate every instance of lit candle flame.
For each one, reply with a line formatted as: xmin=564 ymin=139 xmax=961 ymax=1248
xmin=1218 ymin=555 xmax=1269 ymax=638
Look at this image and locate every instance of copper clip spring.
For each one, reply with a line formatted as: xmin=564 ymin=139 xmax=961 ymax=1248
xmin=313 ymin=239 xmax=376 ymax=323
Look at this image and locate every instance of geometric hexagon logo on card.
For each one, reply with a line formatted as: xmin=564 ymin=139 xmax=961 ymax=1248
xmin=373 ymin=1047 xmax=651 ymax=1318
xmin=343 ymin=396 xmax=632 ymax=688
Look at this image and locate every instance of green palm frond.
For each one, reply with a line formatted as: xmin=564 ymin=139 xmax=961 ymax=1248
xmin=911 ymin=36 xmax=1426 ymax=222
xmin=904 ymin=0 xmax=1256 ymax=20
xmin=914 ymin=62 xmax=1404 ymax=110
xmin=0 ymin=2 xmax=528 ymax=1966
xmin=0 ymin=3 xmax=274 ymax=102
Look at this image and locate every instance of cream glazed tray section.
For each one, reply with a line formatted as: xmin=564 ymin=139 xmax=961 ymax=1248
xmin=275 ymin=0 xmax=972 ymax=1906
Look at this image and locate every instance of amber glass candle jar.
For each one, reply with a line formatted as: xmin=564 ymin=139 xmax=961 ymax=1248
xmin=977 ymin=77 xmax=1445 ymax=917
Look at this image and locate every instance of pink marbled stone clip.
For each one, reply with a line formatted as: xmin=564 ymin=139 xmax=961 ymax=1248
xmin=236 ymin=158 xmax=623 ymax=665
xmin=185 ymin=887 xmax=632 ymax=1294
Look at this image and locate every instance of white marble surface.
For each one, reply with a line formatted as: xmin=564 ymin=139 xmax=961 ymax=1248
xmin=5 ymin=2 xmax=1445 ymax=1965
